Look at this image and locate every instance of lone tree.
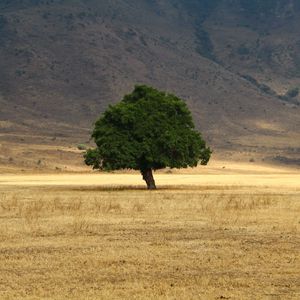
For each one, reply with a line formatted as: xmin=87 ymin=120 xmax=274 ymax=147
xmin=84 ymin=85 xmax=211 ymax=189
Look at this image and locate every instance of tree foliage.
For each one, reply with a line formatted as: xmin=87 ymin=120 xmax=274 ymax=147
xmin=84 ymin=85 xmax=211 ymax=189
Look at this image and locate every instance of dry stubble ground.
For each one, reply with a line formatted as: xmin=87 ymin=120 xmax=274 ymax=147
xmin=0 ymin=170 xmax=299 ymax=299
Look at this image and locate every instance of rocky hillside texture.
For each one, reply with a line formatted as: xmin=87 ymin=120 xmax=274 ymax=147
xmin=0 ymin=0 xmax=299 ymax=170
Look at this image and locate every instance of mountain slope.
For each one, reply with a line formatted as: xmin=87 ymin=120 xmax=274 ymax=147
xmin=0 ymin=0 xmax=299 ymax=170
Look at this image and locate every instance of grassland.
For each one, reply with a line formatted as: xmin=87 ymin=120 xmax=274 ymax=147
xmin=0 ymin=166 xmax=299 ymax=299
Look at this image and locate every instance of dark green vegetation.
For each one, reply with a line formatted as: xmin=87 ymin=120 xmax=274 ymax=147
xmin=85 ymin=85 xmax=211 ymax=189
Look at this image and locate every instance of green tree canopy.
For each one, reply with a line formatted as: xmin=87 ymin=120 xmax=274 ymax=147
xmin=84 ymin=85 xmax=211 ymax=189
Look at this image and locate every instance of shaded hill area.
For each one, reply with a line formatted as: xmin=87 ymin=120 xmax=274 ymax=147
xmin=0 ymin=0 xmax=299 ymax=171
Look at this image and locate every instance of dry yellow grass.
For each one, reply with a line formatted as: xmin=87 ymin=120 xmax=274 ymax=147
xmin=0 ymin=170 xmax=299 ymax=299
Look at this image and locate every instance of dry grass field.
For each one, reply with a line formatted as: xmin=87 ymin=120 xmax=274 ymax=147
xmin=0 ymin=165 xmax=299 ymax=299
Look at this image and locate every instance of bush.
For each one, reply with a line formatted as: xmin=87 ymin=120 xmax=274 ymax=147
xmin=77 ymin=144 xmax=87 ymax=151
xmin=286 ymin=87 xmax=299 ymax=98
xmin=237 ymin=45 xmax=250 ymax=55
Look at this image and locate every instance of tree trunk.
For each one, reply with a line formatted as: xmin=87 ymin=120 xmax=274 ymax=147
xmin=141 ymin=168 xmax=156 ymax=190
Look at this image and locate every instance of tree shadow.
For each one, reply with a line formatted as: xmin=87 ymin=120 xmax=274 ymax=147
xmin=67 ymin=185 xmax=238 ymax=192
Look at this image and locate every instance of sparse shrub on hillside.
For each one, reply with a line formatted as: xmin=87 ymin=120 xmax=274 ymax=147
xmin=286 ymin=87 xmax=299 ymax=98
xmin=195 ymin=28 xmax=216 ymax=61
xmin=237 ymin=45 xmax=250 ymax=56
xmin=77 ymin=144 xmax=87 ymax=151
xmin=239 ymin=0 xmax=283 ymax=18
xmin=42 ymin=12 xmax=50 ymax=19
xmin=0 ymin=15 xmax=7 ymax=29
xmin=181 ymin=0 xmax=221 ymax=23
xmin=84 ymin=85 xmax=211 ymax=189
xmin=241 ymin=74 xmax=276 ymax=96
xmin=241 ymin=74 xmax=258 ymax=85
xmin=15 ymin=69 xmax=26 ymax=77
xmin=257 ymin=46 xmax=273 ymax=63
xmin=242 ymin=72 xmax=300 ymax=105
xmin=259 ymin=83 xmax=275 ymax=95
xmin=278 ymin=87 xmax=300 ymax=104
xmin=77 ymin=12 xmax=87 ymax=19
xmin=180 ymin=1 xmax=220 ymax=61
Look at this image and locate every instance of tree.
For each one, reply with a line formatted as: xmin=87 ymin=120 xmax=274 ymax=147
xmin=84 ymin=85 xmax=211 ymax=189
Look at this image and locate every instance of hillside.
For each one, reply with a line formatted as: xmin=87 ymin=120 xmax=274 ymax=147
xmin=0 ymin=0 xmax=299 ymax=171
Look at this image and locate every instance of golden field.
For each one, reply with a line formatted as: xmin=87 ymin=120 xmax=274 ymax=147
xmin=0 ymin=163 xmax=299 ymax=299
